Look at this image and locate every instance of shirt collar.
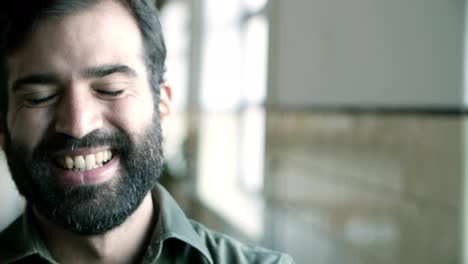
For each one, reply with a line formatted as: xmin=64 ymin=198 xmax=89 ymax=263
xmin=0 ymin=206 xmax=57 ymax=264
xmin=151 ymin=183 xmax=213 ymax=264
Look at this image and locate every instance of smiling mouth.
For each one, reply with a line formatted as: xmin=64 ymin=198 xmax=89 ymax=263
xmin=54 ymin=150 xmax=114 ymax=171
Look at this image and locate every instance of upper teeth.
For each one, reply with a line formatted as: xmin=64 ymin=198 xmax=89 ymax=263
xmin=62 ymin=150 xmax=113 ymax=171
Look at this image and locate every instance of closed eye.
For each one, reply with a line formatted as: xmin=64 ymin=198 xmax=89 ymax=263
xmin=96 ymin=90 xmax=124 ymax=96
xmin=25 ymin=94 xmax=58 ymax=107
xmin=95 ymin=89 xmax=125 ymax=99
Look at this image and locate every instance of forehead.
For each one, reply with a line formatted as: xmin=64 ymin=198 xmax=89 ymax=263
xmin=7 ymin=0 xmax=146 ymax=84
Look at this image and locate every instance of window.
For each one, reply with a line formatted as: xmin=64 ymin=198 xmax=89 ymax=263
xmin=197 ymin=0 xmax=269 ymax=240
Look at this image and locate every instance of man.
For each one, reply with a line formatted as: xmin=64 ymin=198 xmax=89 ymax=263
xmin=0 ymin=0 xmax=294 ymax=263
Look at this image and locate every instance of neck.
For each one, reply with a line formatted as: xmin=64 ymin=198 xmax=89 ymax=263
xmin=33 ymin=193 xmax=155 ymax=264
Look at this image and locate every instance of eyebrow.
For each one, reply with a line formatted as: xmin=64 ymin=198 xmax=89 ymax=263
xmin=81 ymin=64 xmax=138 ymax=79
xmin=12 ymin=74 xmax=61 ymax=93
xmin=11 ymin=64 xmax=138 ymax=93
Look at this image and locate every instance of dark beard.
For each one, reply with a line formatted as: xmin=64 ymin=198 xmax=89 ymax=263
xmin=4 ymin=117 xmax=164 ymax=235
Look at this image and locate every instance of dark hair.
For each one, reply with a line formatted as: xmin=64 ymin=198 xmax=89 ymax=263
xmin=0 ymin=0 xmax=166 ymax=117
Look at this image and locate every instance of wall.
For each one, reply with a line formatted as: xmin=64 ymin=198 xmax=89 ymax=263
xmin=267 ymin=0 xmax=465 ymax=108
xmin=263 ymin=112 xmax=462 ymax=263
xmin=264 ymin=1 xmax=465 ymax=262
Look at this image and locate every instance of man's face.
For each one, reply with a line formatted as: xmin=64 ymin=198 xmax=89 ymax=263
xmin=2 ymin=1 xmax=168 ymax=234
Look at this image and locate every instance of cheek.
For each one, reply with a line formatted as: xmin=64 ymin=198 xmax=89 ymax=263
xmin=107 ymin=95 xmax=155 ymax=135
xmin=8 ymin=109 xmax=53 ymax=150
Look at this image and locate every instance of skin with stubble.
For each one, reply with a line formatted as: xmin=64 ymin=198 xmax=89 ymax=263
xmin=1 ymin=0 xmax=172 ymax=263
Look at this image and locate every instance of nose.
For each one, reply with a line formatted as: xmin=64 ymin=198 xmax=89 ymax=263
xmin=54 ymin=88 xmax=103 ymax=139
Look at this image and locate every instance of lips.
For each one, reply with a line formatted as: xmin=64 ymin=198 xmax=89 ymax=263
xmin=50 ymin=149 xmax=119 ymax=185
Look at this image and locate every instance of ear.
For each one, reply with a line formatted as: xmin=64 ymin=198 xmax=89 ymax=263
xmin=158 ymin=81 xmax=172 ymax=134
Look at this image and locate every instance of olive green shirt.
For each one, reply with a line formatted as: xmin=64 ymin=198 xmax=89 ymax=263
xmin=0 ymin=184 xmax=294 ymax=263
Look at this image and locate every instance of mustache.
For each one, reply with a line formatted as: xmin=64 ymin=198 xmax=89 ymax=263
xmin=34 ymin=130 xmax=131 ymax=156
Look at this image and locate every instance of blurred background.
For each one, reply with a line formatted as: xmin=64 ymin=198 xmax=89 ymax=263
xmin=0 ymin=0 xmax=465 ymax=263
